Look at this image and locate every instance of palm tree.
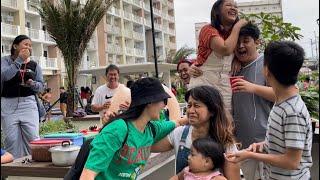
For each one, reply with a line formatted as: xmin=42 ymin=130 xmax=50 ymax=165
xmin=36 ymin=0 xmax=116 ymax=117
xmin=172 ymin=45 xmax=195 ymax=64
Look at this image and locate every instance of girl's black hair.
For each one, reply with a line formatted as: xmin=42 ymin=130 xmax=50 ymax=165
xmin=100 ymin=103 xmax=148 ymax=131
xmin=210 ymin=0 xmax=239 ymax=34
xmin=192 ymin=137 xmax=225 ymax=170
xmin=11 ymin=35 xmax=31 ymax=56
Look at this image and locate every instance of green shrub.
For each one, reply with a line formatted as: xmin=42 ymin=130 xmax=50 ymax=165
xmin=39 ymin=120 xmax=77 ymax=136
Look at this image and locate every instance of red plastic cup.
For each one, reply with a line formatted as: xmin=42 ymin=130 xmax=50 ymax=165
xmin=229 ymin=76 xmax=244 ymax=92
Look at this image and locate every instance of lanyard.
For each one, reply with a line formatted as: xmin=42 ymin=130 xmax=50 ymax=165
xmin=20 ymin=62 xmax=28 ymax=83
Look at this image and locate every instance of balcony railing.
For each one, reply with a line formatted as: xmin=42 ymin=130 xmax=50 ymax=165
xmin=133 ymin=0 xmax=141 ymax=6
xmin=168 ymin=15 xmax=175 ymax=22
xmin=143 ymin=2 xmax=150 ymax=11
xmin=126 ymin=58 xmax=135 ymax=64
xmin=162 ymin=0 xmax=167 ymax=6
xmin=27 ymin=28 xmax=40 ymax=40
xmin=126 ymin=48 xmax=134 ymax=56
xmin=1 ymin=0 xmax=17 ymax=8
xmin=114 ymin=8 xmax=121 ymax=16
xmin=144 ymin=19 xmax=151 ymax=27
xmin=135 ymin=58 xmax=145 ymax=64
xmin=123 ymin=0 xmax=133 ymax=4
xmin=133 ymin=15 xmax=143 ymax=24
xmin=27 ymin=1 xmax=39 ymax=13
xmin=123 ymin=11 xmax=132 ymax=20
xmin=168 ymin=28 xmax=175 ymax=35
xmin=169 ymin=42 xmax=176 ymax=49
xmin=1 ymin=23 xmax=19 ymax=37
xmin=168 ymin=1 xmax=174 ymax=8
xmin=155 ymin=38 xmax=162 ymax=46
xmin=31 ymin=56 xmax=58 ymax=69
xmin=133 ymin=32 xmax=144 ymax=41
xmin=134 ymin=49 xmax=144 ymax=57
xmin=44 ymin=32 xmax=55 ymax=42
xmin=106 ymin=24 xmax=121 ymax=34
xmin=107 ymin=44 xmax=122 ymax=54
xmin=154 ymin=23 xmax=162 ymax=30
xmin=87 ymin=39 xmax=96 ymax=50
xmin=153 ymin=8 xmax=161 ymax=15
xmin=124 ymin=30 xmax=133 ymax=38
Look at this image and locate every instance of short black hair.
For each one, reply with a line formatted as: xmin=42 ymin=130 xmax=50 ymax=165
xmin=192 ymin=137 xmax=225 ymax=170
xmin=105 ymin=64 xmax=119 ymax=75
xmin=126 ymin=80 xmax=134 ymax=88
xmin=239 ymin=23 xmax=260 ymax=40
xmin=60 ymin=87 xmax=65 ymax=90
xmin=264 ymin=41 xmax=305 ymax=86
xmin=11 ymin=35 xmax=31 ymax=56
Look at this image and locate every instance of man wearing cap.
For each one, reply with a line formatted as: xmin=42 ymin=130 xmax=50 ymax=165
xmin=91 ymin=64 xmax=125 ymax=124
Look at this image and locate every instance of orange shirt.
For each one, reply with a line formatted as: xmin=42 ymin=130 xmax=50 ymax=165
xmin=195 ymin=24 xmax=230 ymax=66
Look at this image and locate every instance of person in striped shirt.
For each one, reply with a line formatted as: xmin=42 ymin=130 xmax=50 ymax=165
xmin=225 ymin=41 xmax=313 ymax=180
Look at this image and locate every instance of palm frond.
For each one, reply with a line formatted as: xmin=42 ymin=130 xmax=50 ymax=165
xmin=172 ymin=45 xmax=195 ymax=64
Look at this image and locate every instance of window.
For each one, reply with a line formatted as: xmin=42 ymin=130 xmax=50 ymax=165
xmin=26 ymin=22 xmax=31 ymax=28
xmin=43 ymin=51 xmax=48 ymax=58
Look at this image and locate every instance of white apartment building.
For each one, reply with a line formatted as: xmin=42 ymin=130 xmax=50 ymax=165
xmin=1 ymin=0 xmax=177 ymax=96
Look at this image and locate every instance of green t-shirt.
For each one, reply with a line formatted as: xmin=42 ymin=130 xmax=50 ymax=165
xmin=84 ymin=119 xmax=176 ymax=180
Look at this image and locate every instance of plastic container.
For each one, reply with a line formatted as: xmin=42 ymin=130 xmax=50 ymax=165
xmin=30 ymin=139 xmax=70 ymax=162
xmin=43 ymin=133 xmax=84 ymax=146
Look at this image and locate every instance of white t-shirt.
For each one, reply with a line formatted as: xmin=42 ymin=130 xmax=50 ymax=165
xmin=92 ymin=84 xmax=122 ymax=118
xmin=168 ymin=125 xmax=238 ymax=156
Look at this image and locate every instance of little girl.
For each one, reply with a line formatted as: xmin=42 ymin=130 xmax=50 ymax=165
xmin=171 ymin=137 xmax=227 ymax=180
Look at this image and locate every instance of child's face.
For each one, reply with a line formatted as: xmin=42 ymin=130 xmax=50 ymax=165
xmin=235 ymin=35 xmax=259 ymax=64
xmin=188 ymin=146 xmax=213 ymax=173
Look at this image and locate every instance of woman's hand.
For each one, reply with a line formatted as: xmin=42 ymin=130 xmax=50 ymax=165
xmin=234 ymin=19 xmax=248 ymax=29
xmin=231 ymin=79 xmax=256 ymax=93
xmin=102 ymin=110 xmax=118 ymax=124
xmin=189 ymin=64 xmax=203 ymax=78
xmin=18 ymin=48 xmax=31 ymax=62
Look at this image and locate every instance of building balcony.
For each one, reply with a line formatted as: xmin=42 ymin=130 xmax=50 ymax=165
xmin=1 ymin=0 xmax=17 ymax=9
xmin=31 ymin=56 xmax=58 ymax=70
xmin=168 ymin=1 xmax=174 ymax=8
xmin=107 ymin=44 xmax=122 ymax=55
xmin=168 ymin=15 xmax=175 ymax=22
xmin=133 ymin=32 xmax=144 ymax=41
xmin=106 ymin=24 xmax=121 ymax=35
xmin=169 ymin=42 xmax=176 ymax=49
xmin=132 ymin=0 xmax=141 ymax=7
xmin=114 ymin=8 xmax=121 ymax=16
xmin=135 ymin=58 xmax=145 ymax=64
xmin=153 ymin=8 xmax=161 ymax=16
xmin=143 ymin=2 xmax=150 ymax=11
xmin=1 ymin=23 xmax=20 ymax=37
xmin=126 ymin=58 xmax=135 ymax=64
xmin=123 ymin=11 xmax=132 ymax=20
xmin=162 ymin=25 xmax=169 ymax=33
xmin=133 ymin=15 xmax=143 ymax=24
xmin=125 ymin=48 xmax=134 ymax=56
xmin=154 ymin=23 xmax=162 ymax=31
xmin=162 ymin=12 xmax=168 ymax=19
xmin=26 ymin=28 xmax=41 ymax=40
xmin=123 ymin=0 xmax=133 ymax=5
xmin=26 ymin=1 xmax=40 ymax=13
xmin=124 ymin=30 xmax=133 ymax=38
xmin=44 ymin=32 xmax=55 ymax=43
xmin=87 ymin=39 xmax=97 ymax=51
xmin=162 ymin=0 xmax=167 ymax=6
xmin=168 ymin=28 xmax=175 ymax=35
xmin=155 ymin=38 xmax=162 ymax=46
xmin=144 ymin=18 xmax=151 ymax=27
xmin=158 ymin=55 xmax=165 ymax=62
xmin=134 ymin=48 xmax=144 ymax=57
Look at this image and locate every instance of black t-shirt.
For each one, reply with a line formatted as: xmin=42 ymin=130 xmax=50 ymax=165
xmin=60 ymin=92 xmax=68 ymax=103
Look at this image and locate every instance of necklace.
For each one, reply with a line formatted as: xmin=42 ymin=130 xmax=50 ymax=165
xmin=20 ymin=62 xmax=28 ymax=85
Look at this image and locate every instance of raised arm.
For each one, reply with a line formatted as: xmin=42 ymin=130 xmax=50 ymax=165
xmin=151 ymin=137 xmax=174 ymax=153
xmin=210 ymin=19 xmax=247 ymax=56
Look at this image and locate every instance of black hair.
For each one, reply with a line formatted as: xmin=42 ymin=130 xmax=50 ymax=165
xmin=105 ymin=64 xmax=120 ymax=75
xmin=239 ymin=23 xmax=260 ymax=40
xmin=192 ymin=137 xmax=225 ymax=170
xmin=177 ymin=59 xmax=193 ymax=71
xmin=100 ymin=104 xmax=148 ymax=131
xmin=60 ymin=87 xmax=65 ymax=90
xmin=46 ymin=88 xmax=51 ymax=93
xmin=210 ymin=0 xmax=239 ymax=34
xmin=126 ymin=80 xmax=134 ymax=88
xmin=11 ymin=35 xmax=31 ymax=56
xmin=185 ymin=86 xmax=235 ymax=147
xmin=80 ymin=87 xmax=85 ymax=92
xmin=264 ymin=41 xmax=305 ymax=86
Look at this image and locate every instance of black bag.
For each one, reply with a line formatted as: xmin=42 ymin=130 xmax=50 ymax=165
xmin=64 ymin=121 xmax=156 ymax=180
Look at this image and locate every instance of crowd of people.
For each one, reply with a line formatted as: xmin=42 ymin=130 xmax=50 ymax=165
xmin=1 ymin=0 xmax=315 ymax=179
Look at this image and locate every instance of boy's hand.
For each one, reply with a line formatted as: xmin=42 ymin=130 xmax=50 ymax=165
xmin=230 ymin=58 xmax=242 ymax=76
xmin=225 ymin=150 xmax=251 ymax=163
xmin=189 ymin=64 xmax=203 ymax=78
xmin=231 ymin=79 xmax=256 ymax=93
xmin=247 ymin=141 xmax=265 ymax=153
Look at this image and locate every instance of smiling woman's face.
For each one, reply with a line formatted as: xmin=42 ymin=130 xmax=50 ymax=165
xmin=219 ymin=0 xmax=238 ymax=25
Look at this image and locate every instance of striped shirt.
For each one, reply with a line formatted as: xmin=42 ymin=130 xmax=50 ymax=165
xmin=263 ymin=95 xmax=313 ymax=179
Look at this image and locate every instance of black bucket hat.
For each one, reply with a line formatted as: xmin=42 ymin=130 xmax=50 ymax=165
xmin=130 ymin=77 xmax=171 ymax=108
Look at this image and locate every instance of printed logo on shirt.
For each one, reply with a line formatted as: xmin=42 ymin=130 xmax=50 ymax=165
xmin=118 ymin=165 xmax=145 ymax=180
xmin=117 ymin=144 xmax=151 ymax=164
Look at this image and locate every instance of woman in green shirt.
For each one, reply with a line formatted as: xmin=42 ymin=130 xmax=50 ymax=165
xmin=80 ymin=77 xmax=180 ymax=180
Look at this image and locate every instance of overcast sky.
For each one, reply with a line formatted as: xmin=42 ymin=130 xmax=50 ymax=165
xmin=174 ymin=0 xmax=319 ymax=58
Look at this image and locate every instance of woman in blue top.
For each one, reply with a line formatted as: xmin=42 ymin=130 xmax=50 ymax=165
xmin=80 ymin=77 xmax=181 ymax=180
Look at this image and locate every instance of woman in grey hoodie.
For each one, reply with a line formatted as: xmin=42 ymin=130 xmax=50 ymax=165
xmin=1 ymin=35 xmax=44 ymax=159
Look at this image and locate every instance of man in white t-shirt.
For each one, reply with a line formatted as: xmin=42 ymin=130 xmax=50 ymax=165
xmin=91 ymin=64 xmax=123 ymax=124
